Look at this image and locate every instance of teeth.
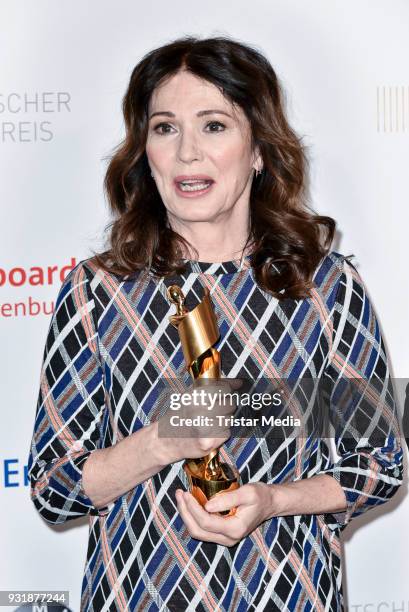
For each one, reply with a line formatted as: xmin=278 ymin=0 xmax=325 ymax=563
xmin=179 ymin=181 xmax=212 ymax=191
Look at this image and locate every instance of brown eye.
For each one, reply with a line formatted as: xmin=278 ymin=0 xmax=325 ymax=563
xmin=206 ymin=121 xmax=226 ymax=132
xmin=153 ymin=122 xmax=174 ymax=134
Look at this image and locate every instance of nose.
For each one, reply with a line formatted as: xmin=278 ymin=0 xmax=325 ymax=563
xmin=177 ymin=127 xmax=203 ymax=164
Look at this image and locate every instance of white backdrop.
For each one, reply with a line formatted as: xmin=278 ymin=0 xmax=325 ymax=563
xmin=1 ymin=1 xmax=408 ymax=610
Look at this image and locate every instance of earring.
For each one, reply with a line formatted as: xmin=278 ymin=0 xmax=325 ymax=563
xmin=151 ymin=171 xmax=155 ymax=180
xmin=255 ymin=167 xmax=262 ymax=177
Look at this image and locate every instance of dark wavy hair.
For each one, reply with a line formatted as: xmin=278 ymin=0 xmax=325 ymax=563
xmin=92 ymin=35 xmax=336 ymax=299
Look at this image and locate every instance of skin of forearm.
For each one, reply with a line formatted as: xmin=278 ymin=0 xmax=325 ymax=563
xmin=82 ymin=423 xmax=347 ymax=517
xmin=82 ymin=420 xmax=168 ymax=509
xmin=265 ymin=474 xmax=348 ymax=520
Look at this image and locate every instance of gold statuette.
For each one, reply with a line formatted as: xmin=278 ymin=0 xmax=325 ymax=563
xmin=167 ymin=284 xmax=240 ymax=516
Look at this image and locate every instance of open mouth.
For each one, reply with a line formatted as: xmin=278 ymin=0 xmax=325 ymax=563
xmin=176 ymin=179 xmax=214 ymax=192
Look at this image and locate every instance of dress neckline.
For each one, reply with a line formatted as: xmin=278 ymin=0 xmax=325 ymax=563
xmin=179 ymin=254 xmax=252 ymax=276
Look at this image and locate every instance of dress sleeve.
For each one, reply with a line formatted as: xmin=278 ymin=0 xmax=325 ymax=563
xmin=317 ymin=256 xmax=404 ymax=532
xmin=27 ymin=262 xmax=111 ymax=525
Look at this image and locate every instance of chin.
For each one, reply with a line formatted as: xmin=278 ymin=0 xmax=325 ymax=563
xmin=175 ymin=217 xmax=216 ymax=225
xmin=169 ymin=205 xmax=221 ymax=221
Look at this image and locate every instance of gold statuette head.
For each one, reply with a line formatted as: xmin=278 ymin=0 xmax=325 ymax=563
xmin=166 ymin=285 xmax=187 ymax=316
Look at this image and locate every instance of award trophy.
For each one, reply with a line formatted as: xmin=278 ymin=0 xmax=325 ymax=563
xmin=167 ymin=284 xmax=240 ymax=516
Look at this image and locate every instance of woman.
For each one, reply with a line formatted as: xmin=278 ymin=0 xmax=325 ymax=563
xmin=28 ymin=36 xmax=403 ymax=611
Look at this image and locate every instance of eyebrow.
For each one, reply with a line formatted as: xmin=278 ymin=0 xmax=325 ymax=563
xmin=149 ymin=109 xmax=233 ymax=120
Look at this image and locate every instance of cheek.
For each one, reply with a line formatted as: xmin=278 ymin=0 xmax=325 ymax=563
xmin=211 ymin=140 xmax=252 ymax=173
xmin=145 ymin=141 xmax=172 ymax=172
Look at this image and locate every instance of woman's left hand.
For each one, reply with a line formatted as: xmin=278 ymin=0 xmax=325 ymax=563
xmin=175 ymin=482 xmax=276 ymax=546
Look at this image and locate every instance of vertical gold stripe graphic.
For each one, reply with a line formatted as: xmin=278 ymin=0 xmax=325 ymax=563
xmin=405 ymin=85 xmax=409 ymax=127
xmin=383 ymin=86 xmax=386 ymax=132
xmin=377 ymin=85 xmax=408 ymax=132
xmin=389 ymin=86 xmax=392 ymax=131
xmin=377 ymin=86 xmax=380 ymax=132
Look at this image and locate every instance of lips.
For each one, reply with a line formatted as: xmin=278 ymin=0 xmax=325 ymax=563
xmin=174 ymin=174 xmax=214 ymax=185
xmin=173 ymin=175 xmax=215 ymax=197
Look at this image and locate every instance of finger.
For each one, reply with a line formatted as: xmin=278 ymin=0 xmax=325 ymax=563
xmin=207 ymin=430 xmax=231 ymax=440
xmin=192 ymin=378 xmax=219 ymax=389
xmin=228 ymin=378 xmax=243 ymax=390
xmin=183 ymin=492 xmax=236 ymax=535
xmin=183 ymin=493 xmax=240 ymax=540
xmin=194 ymin=378 xmax=239 ymax=394
xmin=198 ymin=427 xmax=231 ymax=440
xmin=175 ymin=489 xmax=185 ymax=506
xmin=184 ymin=492 xmax=245 ymax=543
xmin=204 ymin=489 xmax=242 ymax=514
xmin=216 ymin=402 xmax=237 ymax=417
xmin=178 ymin=492 xmax=236 ymax=546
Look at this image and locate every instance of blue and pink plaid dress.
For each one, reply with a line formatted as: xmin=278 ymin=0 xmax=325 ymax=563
xmin=28 ymin=251 xmax=403 ymax=611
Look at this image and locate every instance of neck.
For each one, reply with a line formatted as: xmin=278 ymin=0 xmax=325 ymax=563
xmin=181 ymin=235 xmax=252 ymax=263
xmin=167 ymin=214 xmax=252 ymax=263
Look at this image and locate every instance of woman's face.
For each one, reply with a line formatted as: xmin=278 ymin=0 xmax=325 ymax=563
xmin=145 ymin=70 xmax=261 ymax=227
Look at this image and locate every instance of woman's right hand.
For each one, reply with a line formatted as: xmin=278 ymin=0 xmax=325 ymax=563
xmin=158 ymin=377 xmax=242 ymax=464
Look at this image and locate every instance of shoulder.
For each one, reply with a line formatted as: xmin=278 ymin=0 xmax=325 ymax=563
xmin=53 ymin=257 xmax=107 ymax=312
xmin=55 ymin=256 xmax=148 ymax=316
xmin=54 ymin=257 xmax=92 ymax=293
xmin=312 ymin=250 xmax=363 ymax=309
xmin=57 ymin=255 xmax=141 ymax=292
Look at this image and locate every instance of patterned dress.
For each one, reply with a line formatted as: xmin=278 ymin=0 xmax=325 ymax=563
xmin=28 ymin=251 xmax=404 ymax=611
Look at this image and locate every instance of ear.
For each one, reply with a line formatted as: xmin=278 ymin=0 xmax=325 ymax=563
xmin=252 ymin=145 xmax=263 ymax=173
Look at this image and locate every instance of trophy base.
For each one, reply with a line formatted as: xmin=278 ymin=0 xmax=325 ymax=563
xmin=183 ymin=459 xmax=240 ymax=517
